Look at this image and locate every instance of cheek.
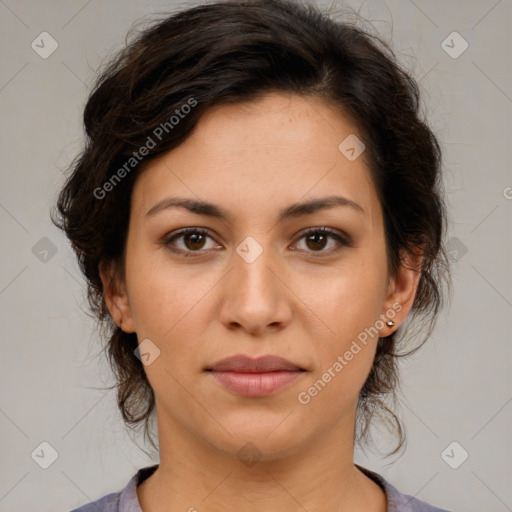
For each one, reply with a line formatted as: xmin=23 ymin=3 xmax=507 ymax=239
xmin=125 ymin=255 xmax=213 ymax=404
xmin=124 ymin=252 xmax=227 ymax=401
xmin=296 ymin=277 xmax=381 ymax=412
xmin=295 ymin=258 xmax=385 ymax=387
xmin=299 ymin=256 xmax=386 ymax=336
xmin=125 ymin=244 xmax=219 ymax=339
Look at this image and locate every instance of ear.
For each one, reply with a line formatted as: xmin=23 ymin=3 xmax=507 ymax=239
xmin=99 ymin=261 xmax=136 ymax=333
xmin=380 ymin=246 xmax=423 ymax=336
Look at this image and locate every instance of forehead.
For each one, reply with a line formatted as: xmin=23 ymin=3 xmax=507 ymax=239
xmin=132 ymin=92 xmax=381 ymax=228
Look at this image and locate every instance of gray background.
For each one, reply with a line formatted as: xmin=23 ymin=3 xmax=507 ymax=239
xmin=0 ymin=0 xmax=511 ymax=511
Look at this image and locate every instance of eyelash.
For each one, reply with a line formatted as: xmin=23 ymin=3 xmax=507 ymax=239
xmin=162 ymin=226 xmax=350 ymax=258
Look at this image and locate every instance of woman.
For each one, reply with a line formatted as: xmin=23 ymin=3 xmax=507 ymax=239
xmin=53 ymin=0 xmax=452 ymax=510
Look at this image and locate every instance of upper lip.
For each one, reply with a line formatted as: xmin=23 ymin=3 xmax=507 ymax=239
xmin=206 ymin=355 xmax=305 ymax=372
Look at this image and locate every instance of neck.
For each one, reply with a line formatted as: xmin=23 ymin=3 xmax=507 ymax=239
xmin=137 ymin=410 xmax=387 ymax=512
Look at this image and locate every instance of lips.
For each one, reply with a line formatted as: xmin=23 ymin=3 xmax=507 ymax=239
xmin=206 ymin=354 xmax=305 ymax=372
xmin=205 ymin=355 xmax=306 ymax=397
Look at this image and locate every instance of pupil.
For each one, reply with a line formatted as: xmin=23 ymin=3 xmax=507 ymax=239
xmin=187 ymin=233 xmax=204 ymax=250
xmin=307 ymin=233 xmax=326 ymax=250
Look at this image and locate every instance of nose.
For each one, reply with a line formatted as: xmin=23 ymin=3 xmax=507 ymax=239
xmin=218 ymin=241 xmax=293 ymax=336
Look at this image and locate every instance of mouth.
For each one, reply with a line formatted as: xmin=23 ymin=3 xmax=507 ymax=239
xmin=205 ymin=354 xmax=307 ymax=397
xmin=206 ymin=354 xmax=305 ymax=373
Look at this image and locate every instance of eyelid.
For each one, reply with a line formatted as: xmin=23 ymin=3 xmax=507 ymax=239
xmin=295 ymin=226 xmax=351 ymax=245
xmin=290 ymin=226 xmax=352 ymax=254
xmin=162 ymin=227 xmax=220 ymax=251
xmin=162 ymin=226 xmax=351 ymax=256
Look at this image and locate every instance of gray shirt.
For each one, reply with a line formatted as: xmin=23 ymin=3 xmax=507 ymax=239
xmin=70 ymin=464 xmax=451 ymax=512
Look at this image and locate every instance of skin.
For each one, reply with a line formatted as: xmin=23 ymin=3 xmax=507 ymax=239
xmin=100 ymin=92 xmax=422 ymax=512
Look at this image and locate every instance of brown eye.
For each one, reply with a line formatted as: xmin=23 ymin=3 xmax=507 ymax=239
xmin=163 ymin=228 xmax=221 ymax=256
xmin=183 ymin=232 xmax=207 ymax=250
xmin=305 ymin=232 xmax=329 ymax=251
xmin=294 ymin=227 xmax=350 ymax=255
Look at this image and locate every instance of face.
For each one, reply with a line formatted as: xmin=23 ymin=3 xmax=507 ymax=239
xmin=102 ymin=92 xmax=419 ymax=461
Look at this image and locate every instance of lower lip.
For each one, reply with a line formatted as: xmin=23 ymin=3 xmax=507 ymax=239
xmin=207 ymin=370 xmax=304 ymax=397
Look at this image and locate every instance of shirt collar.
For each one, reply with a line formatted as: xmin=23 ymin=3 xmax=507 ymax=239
xmin=120 ymin=463 xmax=407 ymax=512
xmin=119 ymin=464 xmax=158 ymax=512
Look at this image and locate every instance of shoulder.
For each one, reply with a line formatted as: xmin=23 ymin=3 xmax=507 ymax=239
xmin=69 ymin=490 xmax=121 ymax=512
xmin=356 ymin=464 xmax=452 ymax=512
xmin=385 ymin=483 xmax=452 ymax=512
xmin=68 ymin=465 xmax=158 ymax=512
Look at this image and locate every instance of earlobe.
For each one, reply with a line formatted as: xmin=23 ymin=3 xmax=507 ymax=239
xmin=99 ymin=262 xmax=136 ymax=333
xmin=381 ymin=247 xmax=423 ymax=334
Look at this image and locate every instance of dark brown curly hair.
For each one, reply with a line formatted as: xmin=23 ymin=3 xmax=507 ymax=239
xmin=51 ymin=0 xmax=451 ymax=457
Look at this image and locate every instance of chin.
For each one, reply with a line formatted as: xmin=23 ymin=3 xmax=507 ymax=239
xmin=201 ymin=419 xmax=309 ymax=463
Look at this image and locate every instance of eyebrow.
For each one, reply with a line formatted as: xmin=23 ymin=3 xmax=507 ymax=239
xmin=145 ymin=195 xmax=365 ymax=222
